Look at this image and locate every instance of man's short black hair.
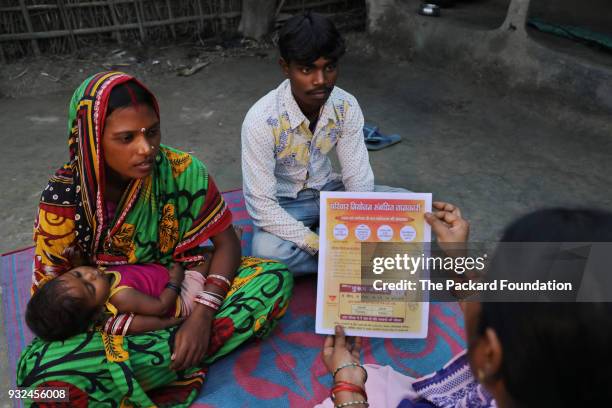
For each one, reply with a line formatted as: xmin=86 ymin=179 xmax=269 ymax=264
xmin=26 ymin=278 xmax=99 ymax=341
xmin=278 ymin=12 xmax=346 ymax=65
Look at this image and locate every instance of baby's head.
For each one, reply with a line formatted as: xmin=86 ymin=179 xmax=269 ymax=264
xmin=26 ymin=266 xmax=111 ymax=341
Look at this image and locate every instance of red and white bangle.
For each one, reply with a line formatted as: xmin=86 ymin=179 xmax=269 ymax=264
xmin=122 ymin=313 xmax=135 ymax=336
xmin=103 ymin=313 xmax=135 ymax=336
xmin=206 ymin=274 xmax=232 ymax=290
xmin=203 ymin=290 xmax=223 ymax=302
xmin=196 ymin=291 xmax=223 ymax=304
xmin=195 ymin=298 xmax=219 ymax=311
xmin=206 ymin=277 xmax=230 ymax=293
xmin=195 ymin=290 xmax=223 ymax=312
xmin=331 ymin=381 xmax=368 ymax=401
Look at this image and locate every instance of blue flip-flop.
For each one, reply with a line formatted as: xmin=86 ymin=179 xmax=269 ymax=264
xmin=363 ymin=124 xmax=402 ymax=151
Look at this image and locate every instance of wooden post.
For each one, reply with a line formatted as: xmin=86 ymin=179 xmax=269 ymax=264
xmin=0 ymin=11 xmax=242 ymax=42
xmin=19 ymin=0 xmax=41 ymax=56
xmin=134 ymin=0 xmax=146 ymax=42
xmin=108 ymin=0 xmax=123 ymax=44
xmin=219 ymin=0 xmax=227 ymax=32
xmin=238 ymin=0 xmax=276 ymax=40
xmin=196 ymin=0 xmax=205 ymax=33
xmin=165 ymin=0 xmax=176 ymax=39
xmin=275 ymin=0 xmax=286 ymax=18
xmin=0 ymin=43 xmax=6 ymax=65
xmin=501 ymin=0 xmax=530 ymax=36
xmin=57 ymin=0 xmax=78 ymax=53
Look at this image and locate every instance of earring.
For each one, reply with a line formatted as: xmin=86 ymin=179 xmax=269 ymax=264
xmin=477 ymin=369 xmax=486 ymax=382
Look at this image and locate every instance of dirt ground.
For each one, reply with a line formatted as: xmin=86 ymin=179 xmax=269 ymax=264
xmin=1 ymin=34 xmax=610 ymax=255
xmin=0 ymin=33 xmax=611 ymax=395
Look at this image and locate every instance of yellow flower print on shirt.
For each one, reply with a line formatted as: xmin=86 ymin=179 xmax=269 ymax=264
xmin=271 ymin=114 xmax=311 ymax=166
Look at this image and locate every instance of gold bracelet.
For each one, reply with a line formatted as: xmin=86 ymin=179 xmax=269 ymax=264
xmin=334 ymin=401 xmax=369 ymax=408
xmin=332 ymin=362 xmax=368 ymax=383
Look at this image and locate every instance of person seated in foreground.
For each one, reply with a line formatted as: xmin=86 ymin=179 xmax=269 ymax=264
xmin=318 ymin=208 xmax=612 ymax=407
xmin=17 ymin=72 xmax=293 ymax=407
xmin=242 ymin=12 xmax=407 ymax=275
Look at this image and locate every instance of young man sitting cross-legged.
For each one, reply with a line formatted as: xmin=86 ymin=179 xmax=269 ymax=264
xmin=241 ymin=12 xmax=407 ymax=275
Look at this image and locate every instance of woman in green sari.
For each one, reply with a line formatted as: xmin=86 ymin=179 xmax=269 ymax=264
xmin=18 ymin=71 xmax=293 ymax=407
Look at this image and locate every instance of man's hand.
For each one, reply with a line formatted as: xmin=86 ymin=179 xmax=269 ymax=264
xmin=170 ymin=307 xmax=212 ymax=371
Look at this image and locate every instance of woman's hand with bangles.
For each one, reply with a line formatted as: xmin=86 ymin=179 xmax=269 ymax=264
xmin=322 ymin=325 xmax=366 ymax=386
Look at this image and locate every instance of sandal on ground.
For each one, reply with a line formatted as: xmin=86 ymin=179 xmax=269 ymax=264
xmin=363 ymin=123 xmax=402 ymax=151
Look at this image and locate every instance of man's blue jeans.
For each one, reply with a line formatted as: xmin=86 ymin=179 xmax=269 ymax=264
xmin=251 ymin=180 xmax=408 ymax=275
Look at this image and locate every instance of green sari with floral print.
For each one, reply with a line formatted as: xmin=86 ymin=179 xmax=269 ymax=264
xmin=21 ymin=71 xmax=293 ymax=406
xmin=18 ymin=258 xmax=292 ymax=407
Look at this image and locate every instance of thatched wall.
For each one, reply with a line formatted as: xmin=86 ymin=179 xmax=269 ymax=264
xmin=0 ymin=0 xmax=365 ymax=62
